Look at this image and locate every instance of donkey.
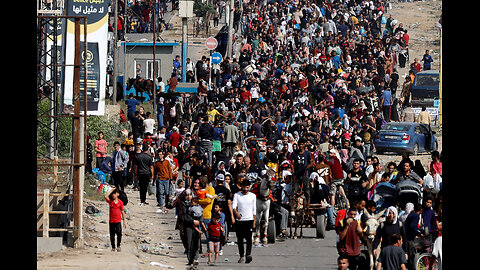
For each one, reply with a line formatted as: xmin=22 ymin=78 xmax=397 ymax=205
xmin=362 ymin=209 xmax=386 ymax=270
xmin=288 ymin=189 xmax=306 ymax=239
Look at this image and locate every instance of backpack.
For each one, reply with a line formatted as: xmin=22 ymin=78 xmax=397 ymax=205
xmin=118 ymin=189 xmax=128 ymax=206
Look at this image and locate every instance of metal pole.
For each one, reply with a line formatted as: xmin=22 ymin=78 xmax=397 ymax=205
xmin=73 ymin=17 xmax=84 ymax=248
xmin=226 ymin=0 xmax=234 ymax=58
xmin=152 ymin=3 xmax=157 ymax=112
xmin=182 ymin=17 xmax=187 ymax=83
xmin=113 ymin=0 xmax=118 ymax=104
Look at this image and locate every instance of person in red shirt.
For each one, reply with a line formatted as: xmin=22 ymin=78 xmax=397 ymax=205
xmin=337 ymin=207 xmax=364 ymax=269
xmin=105 ymin=186 xmax=126 ymax=252
xmin=169 ymin=126 xmax=183 ymax=148
xmin=402 ymin=30 xmax=409 ymax=46
xmin=240 ymin=87 xmax=252 ymax=104
xmin=207 ymin=213 xmax=224 ymax=265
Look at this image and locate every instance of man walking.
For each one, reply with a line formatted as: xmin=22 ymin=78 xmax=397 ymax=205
xmin=134 ymin=144 xmax=154 ymax=205
xmin=376 ymin=234 xmax=407 ymax=270
xmin=337 ymin=207 xmax=365 ymax=270
xmin=197 ymin=116 xmax=214 ymax=167
xmin=232 ymin=179 xmax=256 ymax=264
xmin=154 ymin=150 xmax=173 ymax=209
xmin=223 ymin=118 xmax=240 ymax=158
xmin=112 ymin=141 xmax=129 ymax=191
xmin=381 ymin=88 xmax=393 ymax=122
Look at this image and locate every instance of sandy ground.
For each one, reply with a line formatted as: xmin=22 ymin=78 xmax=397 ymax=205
xmin=387 ymin=0 xmax=442 ymax=77
xmin=37 ymin=187 xmax=188 ymax=270
xmin=37 ymin=1 xmax=442 ymax=269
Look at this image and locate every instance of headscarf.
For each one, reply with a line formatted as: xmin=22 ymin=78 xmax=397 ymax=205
xmin=399 ymin=202 xmax=414 ymax=225
xmin=387 ymin=206 xmax=398 ymax=224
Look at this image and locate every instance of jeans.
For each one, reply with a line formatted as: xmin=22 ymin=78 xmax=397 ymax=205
xmin=203 ymin=218 xmax=211 ymax=252
xmin=363 ymin=143 xmax=372 ymax=159
xmin=198 ymin=140 xmax=213 ymax=166
xmin=279 ymin=206 xmax=289 ymax=231
xmin=326 ymin=206 xmax=335 ymax=227
xmin=156 ymin=178 xmax=170 ymax=207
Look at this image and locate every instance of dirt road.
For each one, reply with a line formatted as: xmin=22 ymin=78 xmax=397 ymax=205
xmin=37 ymin=1 xmax=442 ymax=269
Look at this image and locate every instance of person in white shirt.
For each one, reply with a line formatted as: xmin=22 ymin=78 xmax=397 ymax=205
xmin=143 ymin=112 xmax=156 ymax=136
xmin=232 ymin=179 xmax=256 ymax=264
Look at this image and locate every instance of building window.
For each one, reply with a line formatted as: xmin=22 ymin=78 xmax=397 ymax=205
xmin=146 ymin=60 xmax=160 ymax=80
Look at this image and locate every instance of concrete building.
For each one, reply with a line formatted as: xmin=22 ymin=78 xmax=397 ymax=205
xmin=117 ymin=33 xmax=179 ymax=96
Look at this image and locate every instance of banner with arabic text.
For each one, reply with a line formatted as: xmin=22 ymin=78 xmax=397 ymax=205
xmin=62 ymin=0 xmax=109 ymax=115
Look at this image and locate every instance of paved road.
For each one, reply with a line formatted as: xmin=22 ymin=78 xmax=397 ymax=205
xmin=195 ymin=227 xmax=340 ymax=270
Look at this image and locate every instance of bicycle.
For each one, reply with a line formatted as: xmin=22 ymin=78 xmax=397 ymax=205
xmin=412 ymin=234 xmax=438 ymax=270
xmin=331 ymin=178 xmax=349 ymax=211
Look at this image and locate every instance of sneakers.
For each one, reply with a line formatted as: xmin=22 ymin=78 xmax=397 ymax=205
xmin=116 ymin=247 xmax=121 ymax=252
xmin=219 ymin=250 xmax=223 ymax=256
xmin=238 ymin=256 xmax=252 ymax=263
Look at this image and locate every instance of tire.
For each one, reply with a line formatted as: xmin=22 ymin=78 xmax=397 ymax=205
xmin=316 ymin=214 xmax=326 ymax=239
xmin=267 ymin=219 xmax=276 ymax=243
xmin=415 ymin=253 xmax=438 ymax=270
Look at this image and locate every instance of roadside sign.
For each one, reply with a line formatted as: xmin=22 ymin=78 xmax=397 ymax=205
xmin=205 ymin=37 xmax=218 ymax=50
xmin=211 ymin=52 xmax=223 ymax=65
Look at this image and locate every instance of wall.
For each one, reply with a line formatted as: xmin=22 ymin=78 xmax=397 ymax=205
xmin=120 ymin=44 xmax=175 ymax=85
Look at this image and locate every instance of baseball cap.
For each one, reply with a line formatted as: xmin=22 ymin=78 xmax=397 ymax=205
xmin=215 ymin=174 xmax=225 ymax=182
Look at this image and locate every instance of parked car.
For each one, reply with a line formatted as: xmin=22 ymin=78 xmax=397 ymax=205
xmin=411 ymin=70 xmax=440 ymax=107
xmin=374 ymin=122 xmax=438 ymax=155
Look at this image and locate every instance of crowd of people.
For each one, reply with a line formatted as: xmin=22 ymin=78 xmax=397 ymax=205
xmin=95 ymin=0 xmax=442 ymax=269
xmin=109 ymin=0 xmax=175 ymax=41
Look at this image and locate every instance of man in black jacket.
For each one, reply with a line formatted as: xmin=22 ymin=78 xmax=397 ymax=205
xmin=134 ymin=144 xmax=154 ymax=205
xmin=197 ymin=116 xmax=214 ymax=167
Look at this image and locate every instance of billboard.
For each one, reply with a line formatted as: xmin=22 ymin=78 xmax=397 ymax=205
xmin=62 ymin=0 xmax=109 ymax=115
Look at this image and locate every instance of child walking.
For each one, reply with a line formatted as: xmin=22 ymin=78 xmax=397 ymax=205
xmin=105 ymin=186 xmax=127 ymax=252
xmin=207 ymin=212 xmax=224 ymax=266
xmin=212 ymin=202 xmax=226 ymax=255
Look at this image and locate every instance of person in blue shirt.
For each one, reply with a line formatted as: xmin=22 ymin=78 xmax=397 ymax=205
xmin=421 ymin=50 xmax=433 ymax=70
xmin=381 ymin=88 xmax=393 ymax=122
xmin=173 ymin=55 xmax=181 ymax=75
xmin=125 ymin=93 xmax=140 ymax=123
xmin=331 ymin=50 xmax=341 ymax=70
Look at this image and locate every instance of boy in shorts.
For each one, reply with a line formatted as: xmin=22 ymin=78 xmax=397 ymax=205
xmin=207 ymin=212 xmax=224 ymax=265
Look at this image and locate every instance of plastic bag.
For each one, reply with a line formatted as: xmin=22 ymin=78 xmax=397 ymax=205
xmin=433 ymin=174 xmax=442 ymax=194
xmin=423 ymin=174 xmax=434 ymax=190
xmin=97 ymin=170 xmax=106 ymax=183
xmin=148 ymin=182 xmax=156 ymax=196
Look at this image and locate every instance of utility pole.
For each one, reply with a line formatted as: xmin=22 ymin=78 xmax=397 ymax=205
xmin=226 ymin=0 xmax=234 ymax=58
xmin=182 ymin=16 xmax=187 ymax=82
xmin=153 ymin=2 xmax=157 ymax=111
xmin=112 ymin=0 xmax=118 ymax=105
xmin=179 ymin=1 xmax=193 ymax=82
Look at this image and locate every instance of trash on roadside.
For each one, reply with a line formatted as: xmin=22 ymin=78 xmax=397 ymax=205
xmin=85 ymin=205 xmax=100 ymax=214
xmin=150 ymin=262 xmax=174 ymax=268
